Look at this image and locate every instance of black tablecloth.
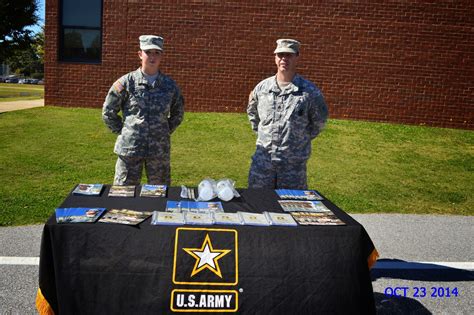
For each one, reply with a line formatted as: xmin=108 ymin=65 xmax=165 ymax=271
xmin=36 ymin=186 xmax=377 ymax=314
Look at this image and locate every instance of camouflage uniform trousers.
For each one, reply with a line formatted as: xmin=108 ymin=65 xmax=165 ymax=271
xmin=248 ymin=150 xmax=307 ymax=189
xmin=114 ymin=155 xmax=170 ymax=186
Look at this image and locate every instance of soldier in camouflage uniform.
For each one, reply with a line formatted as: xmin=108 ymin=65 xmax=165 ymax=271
xmin=102 ymin=35 xmax=184 ymax=185
xmin=247 ymin=39 xmax=328 ymax=189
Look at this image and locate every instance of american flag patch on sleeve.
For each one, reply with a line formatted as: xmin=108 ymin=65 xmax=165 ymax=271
xmin=113 ymin=80 xmax=124 ymax=93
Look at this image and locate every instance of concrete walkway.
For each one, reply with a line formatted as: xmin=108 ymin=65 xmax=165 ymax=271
xmin=0 ymin=99 xmax=44 ymax=113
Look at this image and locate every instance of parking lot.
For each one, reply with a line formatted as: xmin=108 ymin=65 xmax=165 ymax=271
xmin=1 ymin=75 xmax=43 ymax=85
xmin=0 ymin=214 xmax=472 ymax=313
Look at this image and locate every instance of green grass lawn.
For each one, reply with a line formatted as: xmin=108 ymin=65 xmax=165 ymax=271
xmin=0 ymin=83 xmax=44 ymax=102
xmin=0 ymin=106 xmax=472 ymax=226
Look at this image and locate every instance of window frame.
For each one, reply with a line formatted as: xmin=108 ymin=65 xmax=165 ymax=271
xmin=58 ymin=0 xmax=103 ymax=63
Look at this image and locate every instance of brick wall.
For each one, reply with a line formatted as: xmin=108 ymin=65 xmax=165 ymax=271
xmin=45 ymin=0 xmax=474 ymax=129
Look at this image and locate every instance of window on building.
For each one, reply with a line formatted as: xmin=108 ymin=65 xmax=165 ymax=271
xmin=59 ymin=0 xmax=102 ymax=63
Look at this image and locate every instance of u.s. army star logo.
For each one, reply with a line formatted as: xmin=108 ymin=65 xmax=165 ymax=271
xmin=183 ymin=234 xmax=231 ymax=278
xmin=173 ymin=227 xmax=238 ymax=286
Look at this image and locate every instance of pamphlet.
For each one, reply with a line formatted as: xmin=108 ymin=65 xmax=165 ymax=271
xmin=184 ymin=212 xmax=214 ymax=225
xmin=55 ymin=207 xmax=106 ymax=223
xmin=151 ymin=211 xmax=185 ymax=225
xmin=275 ymin=189 xmax=323 ymax=201
xmin=263 ymin=211 xmax=298 ymax=226
xmin=72 ymin=184 xmax=103 ymax=196
xmin=98 ymin=209 xmax=151 ymax=225
xmin=213 ymin=212 xmax=243 ymax=225
xmin=165 ymin=201 xmax=223 ymax=213
xmin=290 ymin=212 xmax=346 ymax=226
xmin=108 ymin=185 xmax=135 ymax=197
xmin=140 ymin=184 xmax=167 ymax=197
xmin=238 ymin=212 xmax=270 ymax=226
xmin=278 ymin=200 xmax=331 ymax=213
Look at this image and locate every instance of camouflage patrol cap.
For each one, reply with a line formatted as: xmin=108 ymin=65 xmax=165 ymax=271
xmin=139 ymin=35 xmax=164 ymax=51
xmin=274 ymin=39 xmax=300 ymax=54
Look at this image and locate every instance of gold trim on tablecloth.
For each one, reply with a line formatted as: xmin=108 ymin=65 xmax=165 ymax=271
xmin=368 ymin=248 xmax=379 ymax=269
xmin=36 ymin=288 xmax=54 ymax=315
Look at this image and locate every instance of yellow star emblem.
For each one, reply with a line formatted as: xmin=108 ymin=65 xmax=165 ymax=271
xmin=183 ymin=234 xmax=231 ymax=278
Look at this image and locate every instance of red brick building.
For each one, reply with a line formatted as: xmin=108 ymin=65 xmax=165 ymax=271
xmin=45 ymin=0 xmax=473 ymax=129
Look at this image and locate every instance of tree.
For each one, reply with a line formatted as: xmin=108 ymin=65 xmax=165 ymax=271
xmin=6 ymin=28 xmax=44 ymax=77
xmin=0 ymin=0 xmax=39 ymax=63
xmin=33 ymin=25 xmax=45 ymax=64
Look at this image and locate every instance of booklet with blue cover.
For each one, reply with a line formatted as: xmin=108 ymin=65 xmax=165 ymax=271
xmin=55 ymin=207 xmax=106 ymax=223
xmin=165 ymin=201 xmax=223 ymax=213
xmin=275 ymin=189 xmax=323 ymax=201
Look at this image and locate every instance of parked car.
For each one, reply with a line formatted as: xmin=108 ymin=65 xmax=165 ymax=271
xmin=5 ymin=76 xmax=19 ymax=83
xmin=0 ymin=77 xmax=5 ymax=83
xmin=17 ymin=78 xmax=40 ymax=84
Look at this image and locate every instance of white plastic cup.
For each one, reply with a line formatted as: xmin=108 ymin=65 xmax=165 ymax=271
xmin=198 ymin=180 xmax=215 ymax=201
xmin=218 ymin=186 xmax=234 ymax=201
xmin=216 ymin=180 xmax=235 ymax=201
xmin=199 ymin=187 xmax=214 ymax=201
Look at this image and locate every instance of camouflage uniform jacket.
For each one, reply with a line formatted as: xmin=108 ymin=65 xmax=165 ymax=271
xmin=102 ymin=68 xmax=184 ymax=157
xmin=247 ymin=74 xmax=328 ymax=163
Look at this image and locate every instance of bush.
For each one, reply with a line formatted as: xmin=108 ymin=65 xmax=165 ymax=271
xmin=31 ymin=72 xmax=44 ymax=79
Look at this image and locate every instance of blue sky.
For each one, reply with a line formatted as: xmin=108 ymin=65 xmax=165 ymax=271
xmin=28 ymin=0 xmax=45 ymax=34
